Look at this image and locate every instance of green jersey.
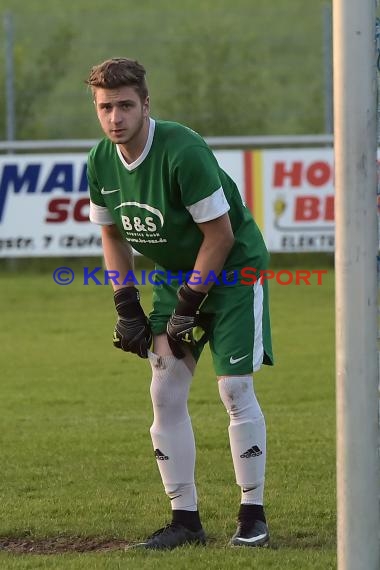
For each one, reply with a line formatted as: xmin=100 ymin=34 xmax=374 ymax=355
xmin=88 ymin=119 xmax=269 ymax=272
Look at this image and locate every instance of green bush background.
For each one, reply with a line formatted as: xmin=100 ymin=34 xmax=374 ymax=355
xmin=0 ymin=0 xmax=331 ymax=140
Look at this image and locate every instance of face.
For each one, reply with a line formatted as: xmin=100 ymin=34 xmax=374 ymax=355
xmin=94 ymin=86 xmax=149 ymax=146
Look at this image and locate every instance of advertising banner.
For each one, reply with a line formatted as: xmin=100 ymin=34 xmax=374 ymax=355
xmin=0 ymin=154 xmax=93 ymax=257
xmin=0 ymin=149 xmax=335 ymax=257
xmin=244 ymin=148 xmax=335 ymax=252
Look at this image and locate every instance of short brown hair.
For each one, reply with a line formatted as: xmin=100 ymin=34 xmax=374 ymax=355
xmin=85 ymin=58 xmax=148 ymax=100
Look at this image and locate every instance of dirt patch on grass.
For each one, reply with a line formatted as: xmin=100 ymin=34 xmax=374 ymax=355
xmin=0 ymin=536 xmax=130 ymax=554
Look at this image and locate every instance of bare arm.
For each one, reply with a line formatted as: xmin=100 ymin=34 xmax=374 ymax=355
xmin=191 ymin=213 xmax=235 ymax=293
xmin=101 ymin=224 xmax=134 ymax=291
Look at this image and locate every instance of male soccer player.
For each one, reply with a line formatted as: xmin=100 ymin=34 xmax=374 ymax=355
xmin=86 ymin=57 xmax=274 ymax=550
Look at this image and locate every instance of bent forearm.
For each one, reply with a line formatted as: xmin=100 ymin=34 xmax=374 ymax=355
xmin=191 ymin=214 xmax=235 ymax=293
xmin=101 ymin=225 xmax=134 ymax=291
xmin=191 ymin=238 xmax=234 ymax=293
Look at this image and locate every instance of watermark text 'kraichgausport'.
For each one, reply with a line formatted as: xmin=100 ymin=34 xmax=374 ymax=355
xmin=52 ymin=267 xmax=328 ymax=286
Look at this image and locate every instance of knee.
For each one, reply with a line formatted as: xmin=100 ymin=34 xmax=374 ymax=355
xmin=149 ymin=353 xmax=192 ymax=418
xmin=150 ymin=370 xmax=175 ymax=411
xmin=218 ymin=376 xmax=264 ymax=422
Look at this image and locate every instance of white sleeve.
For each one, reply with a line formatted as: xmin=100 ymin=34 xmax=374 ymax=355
xmin=186 ymin=186 xmax=230 ymax=223
xmin=89 ymin=200 xmax=115 ymax=225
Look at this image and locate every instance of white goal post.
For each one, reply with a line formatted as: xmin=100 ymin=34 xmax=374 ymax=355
xmin=333 ymin=1 xmax=380 ymax=569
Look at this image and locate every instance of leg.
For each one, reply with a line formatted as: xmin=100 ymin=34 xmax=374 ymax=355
xmin=206 ymin=279 xmax=273 ymax=546
xmin=218 ymin=374 xmax=269 ymax=547
xmin=134 ymin=334 xmax=206 ymax=549
xmin=150 ymin=334 xmax=198 ymax=512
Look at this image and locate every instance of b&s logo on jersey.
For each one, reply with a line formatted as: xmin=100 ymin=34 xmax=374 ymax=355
xmin=117 ymin=202 xmax=167 ymax=245
xmin=260 ymin=149 xmax=335 ymax=252
xmin=0 ymin=154 xmax=103 ymax=257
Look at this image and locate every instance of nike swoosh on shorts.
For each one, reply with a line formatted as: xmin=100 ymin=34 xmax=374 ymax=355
xmin=229 ymin=354 xmax=250 ymax=365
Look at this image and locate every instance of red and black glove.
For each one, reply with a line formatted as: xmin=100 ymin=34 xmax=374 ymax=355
xmin=113 ymin=287 xmax=152 ymax=358
xmin=166 ymin=283 xmax=208 ymax=359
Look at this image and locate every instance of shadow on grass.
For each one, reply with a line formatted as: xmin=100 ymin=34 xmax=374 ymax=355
xmin=270 ymin=529 xmax=336 ymax=551
xmin=0 ymin=536 xmax=130 ymax=555
xmin=0 ymin=530 xmax=335 ymax=554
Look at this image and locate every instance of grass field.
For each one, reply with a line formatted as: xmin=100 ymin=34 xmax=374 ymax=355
xmin=0 ymin=259 xmax=336 ymax=569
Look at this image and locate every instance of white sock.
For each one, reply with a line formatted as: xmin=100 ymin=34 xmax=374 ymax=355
xmin=149 ymin=352 xmax=197 ymax=511
xmin=218 ymin=376 xmax=266 ymax=505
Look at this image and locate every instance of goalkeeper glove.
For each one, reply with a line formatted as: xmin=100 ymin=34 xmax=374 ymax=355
xmin=166 ymin=283 xmax=208 ymax=359
xmin=113 ymin=287 xmax=152 ymax=358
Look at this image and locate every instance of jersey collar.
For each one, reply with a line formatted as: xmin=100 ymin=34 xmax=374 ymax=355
xmin=116 ymin=118 xmax=155 ymax=171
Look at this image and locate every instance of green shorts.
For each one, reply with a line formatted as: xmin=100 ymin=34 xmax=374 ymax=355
xmin=149 ymin=277 xmax=273 ymax=376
